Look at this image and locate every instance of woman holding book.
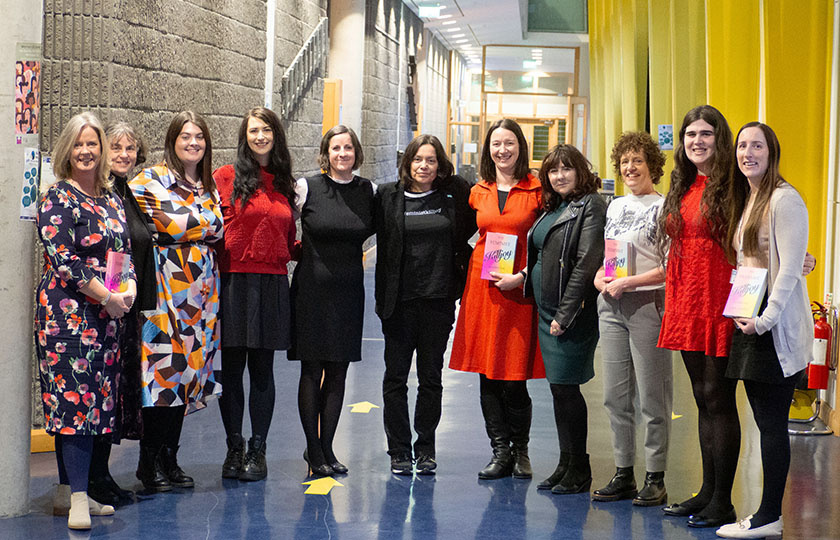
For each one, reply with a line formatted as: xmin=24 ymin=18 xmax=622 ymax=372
xmin=214 ymin=107 xmax=297 ymax=481
xmin=36 ymin=112 xmax=135 ymax=529
xmin=290 ymin=125 xmax=375 ymax=477
xmin=715 ymin=122 xmax=810 ymax=539
xmin=449 ymin=118 xmax=544 ymax=480
xmin=525 ymin=144 xmax=606 ymax=494
xmin=591 ymin=132 xmax=671 ymax=506
xmin=130 ymin=111 xmax=223 ymax=492
xmin=375 ymin=134 xmax=476 ymax=475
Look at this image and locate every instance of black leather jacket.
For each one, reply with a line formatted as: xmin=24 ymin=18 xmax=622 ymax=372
xmin=525 ymin=192 xmax=606 ymax=330
xmin=374 ymin=175 xmax=477 ymax=320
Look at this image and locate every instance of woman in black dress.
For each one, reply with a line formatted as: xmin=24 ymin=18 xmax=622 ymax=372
xmin=290 ymin=125 xmax=375 ymax=476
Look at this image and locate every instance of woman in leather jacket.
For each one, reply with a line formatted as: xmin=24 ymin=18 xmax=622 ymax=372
xmin=524 ymin=144 xmax=606 ymax=495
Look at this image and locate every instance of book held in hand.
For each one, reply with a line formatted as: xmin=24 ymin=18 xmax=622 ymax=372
xmin=722 ymin=266 xmax=768 ymax=319
xmin=104 ymin=251 xmax=131 ymax=292
xmin=481 ymin=232 xmax=517 ymax=280
xmin=604 ymin=238 xmax=634 ymax=279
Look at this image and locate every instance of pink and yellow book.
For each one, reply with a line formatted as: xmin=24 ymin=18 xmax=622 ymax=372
xmin=481 ymin=232 xmax=517 ymax=280
xmin=722 ymin=266 xmax=768 ymax=319
xmin=104 ymin=251 xmax=131 ymax=292
xmin=604 ymin=239 xmax=634 ymax=279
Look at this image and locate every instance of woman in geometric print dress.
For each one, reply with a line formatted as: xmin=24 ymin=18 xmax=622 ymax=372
xmin=36 ymin=111 xmax=136 ymax=529
xmin=130 ymin=110 xmax=224 ymax=492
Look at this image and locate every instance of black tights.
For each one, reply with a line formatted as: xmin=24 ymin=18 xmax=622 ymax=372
xmin=550 ymin=383 xmax=588 ymax=455
xmin=744 ymin=378 xmax=797 ymax=528
xmin=681 ymin=351 xmax=740 ymax=516
xmin=219 ymin=347 xmax=276 ymax=441
xmin=298 ymin=361 xmax=349 ymax=467
xmin=141 ymin=405 xmax=186 ymax=450
xmin=479 ymin=375 xmax=531 ymax=409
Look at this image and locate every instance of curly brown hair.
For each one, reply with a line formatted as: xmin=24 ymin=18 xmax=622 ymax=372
xmin=610 ymin=131 xmax=665 ymax=184
xmin=539 ymin=144 xmax=600 ymax=211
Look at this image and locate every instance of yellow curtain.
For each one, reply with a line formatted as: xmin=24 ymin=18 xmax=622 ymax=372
xmin=648 ymin=0 xmax=674 ymax=191
xmin=763 ymin=0 xmax=834 ymax=302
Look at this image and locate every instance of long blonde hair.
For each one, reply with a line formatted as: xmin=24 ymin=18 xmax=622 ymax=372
xmin=48 ymin=111 xmax=112 ymax=193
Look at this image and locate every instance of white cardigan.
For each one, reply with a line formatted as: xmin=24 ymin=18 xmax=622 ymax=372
xmin=752 ymin=184 xmax=813 ymax=377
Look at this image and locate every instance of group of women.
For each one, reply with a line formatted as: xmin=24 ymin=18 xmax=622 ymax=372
xmin=34 ymin=104 xmax=812 ymax=539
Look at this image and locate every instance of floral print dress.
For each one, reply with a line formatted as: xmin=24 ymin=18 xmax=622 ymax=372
xmin=130 ymin=164 xmax=223 ymax=412
xmin=35 ymin=181 xmax=134 ymax=435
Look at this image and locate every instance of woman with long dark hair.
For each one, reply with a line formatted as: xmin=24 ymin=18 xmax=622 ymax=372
xmin=716 ymin=123 xmax=811 ymax=539
xmin=526 ymin=144 xmax=605 ymax=494
xmin=375 ymin=134 xmax=476 ymax=475
xmin=290 ymin=125 xmax=375 ymax=477
xmin=130 ymin=111 xmax=223 ymax=492
xmin=449 ymin=118 xmax=544 ymax=480
xmin=214 ymin=107 xmax=296 ymax=481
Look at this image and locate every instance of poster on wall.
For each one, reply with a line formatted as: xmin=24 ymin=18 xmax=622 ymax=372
xmin=20 ymin=148 xmax=40 ymax=221
xmin=15 ymin=42 xmax=41 ymax=138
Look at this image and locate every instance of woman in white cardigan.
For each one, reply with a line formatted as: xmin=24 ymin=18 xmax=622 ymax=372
xmin=716 ymin=122 xmax=812 ymax=540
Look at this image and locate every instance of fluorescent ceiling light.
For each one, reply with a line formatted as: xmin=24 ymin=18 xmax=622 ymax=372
xmin=455 ymin=38 xmax=469 ymax=43
xmin=442 ymin=20 xmax=457 ymax=25
xmin=446 ymin=27 xmax=462 ymax=32
xmin=531 ymin=49 xmax=543 ymax=55
xmin=450 ymin=33 xmax=465 ymax=38
xmin=523 ymin=59 xmax=537 ymax=69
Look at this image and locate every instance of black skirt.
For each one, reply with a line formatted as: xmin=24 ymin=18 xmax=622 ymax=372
xmin=220 ymin=272 xmax=291 ymax=350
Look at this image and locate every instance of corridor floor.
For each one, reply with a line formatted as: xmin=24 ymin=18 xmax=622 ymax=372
xmin=4 ymin=261 xmax=840 ymax=539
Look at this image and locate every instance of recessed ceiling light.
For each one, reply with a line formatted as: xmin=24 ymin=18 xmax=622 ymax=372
xmin=446 ymin=27 xmax=462 ymax=32
xmin=450 ymin=33 xmax=465 ymax=38
xmin=531 ymin=49 xmax=543 ymax=54
xmin=442 ymin=20 xmax=456 ymax=25
xmin=438 ymin=13 xmax=452 ymax=19
xmin=455 ymin=38 xmax=469 ymax=43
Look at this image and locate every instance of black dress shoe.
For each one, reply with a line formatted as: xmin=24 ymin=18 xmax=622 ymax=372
xmin=687 ymin=507 xmax=737 ymax=528
xmin=537 ymin=454 xmax=570 ymax=490
xmin=663 ymin=499 xmax=705 ymax=517
xmin=329 ymin=461 xmax=348 ymax=475
xmin=303 ymin=449 xmax=335 ymax=477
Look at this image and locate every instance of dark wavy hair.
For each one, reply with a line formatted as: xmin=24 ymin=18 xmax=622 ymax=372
xmin=657 ymin=105 xmax=733 ymax=261
xmin=231 ymin=107 xmax=295 ymax=208
xmin=319 ymin=125 xmax=364 ymax=173
xmin=725 ymin=122 xmax=788 ymax=263
xmin=539 ymin=144 xmax=600 ymax=211
xmin=398 ymin=134 xmax=453 ymax=191
xmin=479 ymin=118 xmax=530 ymax=183
xmin=610 ymin=131 xmax=666 ymax=184
xmin=163 ymin=110 xmax=215 ymax=197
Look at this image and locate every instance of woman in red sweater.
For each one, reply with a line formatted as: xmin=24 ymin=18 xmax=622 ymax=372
xmin=213 ymin=107 xmax=297 ymax=481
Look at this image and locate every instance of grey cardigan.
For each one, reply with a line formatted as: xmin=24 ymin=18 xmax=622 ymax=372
xmin=752 ymin=184 xmax=812 ymax=377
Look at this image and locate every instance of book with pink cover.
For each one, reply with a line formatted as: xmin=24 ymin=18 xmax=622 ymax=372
xmin=604 ymin=239 xmax=634 ymax=279
xmin=722 ymin=266 xmax=768 ymax=319
xmin=481 ymin=232 xmax=517 ymax=280
xmin=104 ymin=251 xmax=131 ymax=292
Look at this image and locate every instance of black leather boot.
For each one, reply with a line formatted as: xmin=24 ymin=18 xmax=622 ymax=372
xmin=592 ymin=466 xmax=637 ymax=502
xmin=222 ymin=434 xmax=245 ymax=479
xmin=240 ymin=436 xmax=268 ymax=482
xmin=551 ymin=453 xmax=591 ymax=495
xmin=537 ymin=452 xmax=570 ymax=490
xmin=159 ymin=445 xmax=194 ymax=488
xmin=477 ymin=394 xmax=513 ymax=480
xmin=508 ymin=404 xmax=533 ymax=479
xmin=136 ymin=444 xmax=171 ymax=492
xmin=632 ymin=471 xmax=667 ymax=506
xmin=89 ymin=436 xmax=120 ymax=505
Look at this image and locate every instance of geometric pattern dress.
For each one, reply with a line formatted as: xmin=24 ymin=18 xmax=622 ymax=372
xmin=129 ymin=164 xmax=224 ymax=413
xmin=35 ymin=182 xmax=134 ymax=435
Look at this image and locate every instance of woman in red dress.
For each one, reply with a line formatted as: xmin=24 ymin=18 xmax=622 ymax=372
xmin=657 ymin=105 xmax=739 ymax=528
xmin=449 ymin=119 xmax=544 ymax=480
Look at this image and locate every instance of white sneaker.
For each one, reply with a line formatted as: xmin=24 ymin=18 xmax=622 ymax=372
xmin=717 ymin=515 xmax=783 ymax=538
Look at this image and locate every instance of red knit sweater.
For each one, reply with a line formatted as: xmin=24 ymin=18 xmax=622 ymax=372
xmin=214 ymin=164 xmax=296 ymax=275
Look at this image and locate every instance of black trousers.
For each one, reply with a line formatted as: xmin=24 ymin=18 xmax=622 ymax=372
xmin=381 ymin=298 xmax=456 ymax=457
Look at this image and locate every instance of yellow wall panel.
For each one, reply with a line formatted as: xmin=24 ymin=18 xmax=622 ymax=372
xmin=670 ymin=0 xmax=706 ymax=122
xmin=648 ymin=0 xmax=675 ymax=192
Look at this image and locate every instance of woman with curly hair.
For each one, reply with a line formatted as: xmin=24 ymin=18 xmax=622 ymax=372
xmin=591 ymin=131 xmax=671 ymax=506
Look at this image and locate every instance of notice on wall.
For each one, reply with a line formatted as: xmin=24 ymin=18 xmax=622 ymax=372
xmin=20 ymin=148 xmax=39 ymax=221
xmin=658 ymin=124 xmax=674 ymax=150
xmin=15 ymin=42 xmax=41 ymax=138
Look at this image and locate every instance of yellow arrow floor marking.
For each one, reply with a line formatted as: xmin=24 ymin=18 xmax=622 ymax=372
xmin=348 ymin=401 xmax=380 ymax=413
xmin=302 ymin=477 xmax=344 ymax=495
xmin=672 ymin=412 xmax=683 ymax=420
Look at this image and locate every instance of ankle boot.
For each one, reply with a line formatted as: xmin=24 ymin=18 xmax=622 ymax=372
xmin=88 ymin=436 xmax=120 ymax=505
xmin=159 ymin=445 xmax=194 ymax=488
xmin=551 ymin=453 xmax=591 ymax=495
xmin=222 ymin=434 xmax=246 ymax=479
xmin=507 ymin=404 xmax=533 ymax=479
xmin=537 ymin=452 xmax=570 ymax=490
xmin=478 ymin=394 xmax=513 ymax=480
xmin=632 ymin=471 xmax=667 ymax=506
xmin=67 ymin=492 xmax=91 ymax=530
xmin=592 ymin=466 xmax=637 ymax=501
xmin=240 ymin=436 xmax=268 ymax=482
xmin=136 ymin=444 xmax=171 ymax=492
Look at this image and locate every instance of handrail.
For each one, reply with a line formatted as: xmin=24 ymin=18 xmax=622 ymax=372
xmin=281 ymin=17 xmax=329 ymax=117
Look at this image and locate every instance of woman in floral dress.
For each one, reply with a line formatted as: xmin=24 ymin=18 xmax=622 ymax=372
xmin=130 ymin=111 xmax=223 ymax=492
xmin=36 ymin=111 xmax=136 ymax=529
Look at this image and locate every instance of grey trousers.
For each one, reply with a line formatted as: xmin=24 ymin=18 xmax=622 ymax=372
xmin=597 ymin=289 xmax=673 ymax=472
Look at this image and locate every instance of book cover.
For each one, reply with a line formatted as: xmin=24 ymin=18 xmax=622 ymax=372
xmin=604 ymin=238 xmax=634 ymax=279
xmin=104 ymin=251 xmax=131 ymax=292
xmin=481 ymin=232 xmax=517 ymax=280
xmin=722 ymin=266 xmax=768 ymax=319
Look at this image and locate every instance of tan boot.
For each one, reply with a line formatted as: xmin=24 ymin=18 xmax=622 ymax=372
xmin=88 ymin=497 xmax=115 ymax=516
xmin=54 ymin=484 xmax=114 ymax=516
xmin=68 ymin=491 xmax=91 ymax=530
